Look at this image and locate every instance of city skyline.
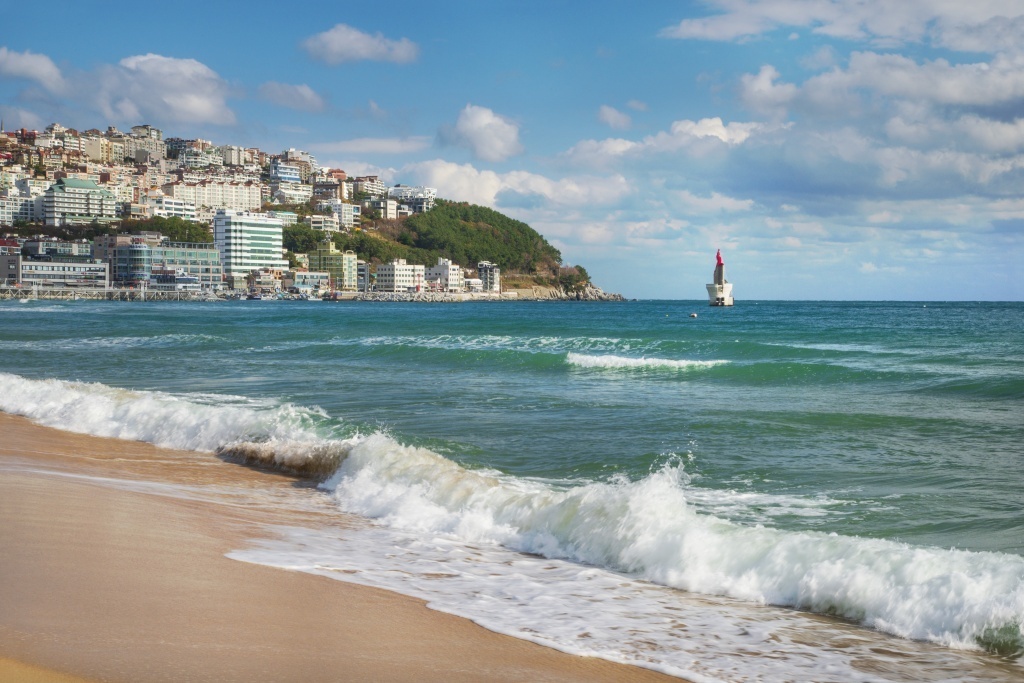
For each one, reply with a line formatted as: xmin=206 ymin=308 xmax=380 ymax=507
xmin=1 ymin=0 xmax=1022 ymax=300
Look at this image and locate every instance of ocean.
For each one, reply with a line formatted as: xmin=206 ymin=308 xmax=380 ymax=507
xmin=1 ymin=298 xmax=1022 ymax=682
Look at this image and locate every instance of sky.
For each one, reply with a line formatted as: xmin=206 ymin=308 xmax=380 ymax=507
xmin=1 ymin=0 xmax=1022 ymax=300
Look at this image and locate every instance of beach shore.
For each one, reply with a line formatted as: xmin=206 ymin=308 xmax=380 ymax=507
xmin=0 ymin=412 xmax=681 ymax=683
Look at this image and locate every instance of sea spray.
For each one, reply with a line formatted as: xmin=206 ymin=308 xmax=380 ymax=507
xmin=323 ymin=433 xmax=1024 ymax=654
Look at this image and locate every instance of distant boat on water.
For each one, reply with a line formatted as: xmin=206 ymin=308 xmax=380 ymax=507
xmin=705 ymin=249 xmax=734 ymax=306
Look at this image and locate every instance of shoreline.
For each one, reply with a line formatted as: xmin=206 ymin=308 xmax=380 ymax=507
xmin=0 ymin=412 xmax=681 ymax=683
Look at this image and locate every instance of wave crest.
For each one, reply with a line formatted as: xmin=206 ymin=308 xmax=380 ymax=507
xmin=324 ymin=434 xmax=1024 ymax=655
xmin=566 ymin=352 xmax=728 ymax=370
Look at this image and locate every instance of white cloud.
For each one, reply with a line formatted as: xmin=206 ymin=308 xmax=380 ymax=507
xmin=677 ymin=190 xmax=755 ymax=213
xmin=740 ymin=65 xmax=797 ymax=118
xmin=0 ymin=104 xmax=43 ymax=130
xmin=257 ymin=82 xmax=326 ymax=112
xmin=302 ymin=24 xmax=419 ymax=65
xmin=403 ymin=159 xmax=630 ymax=208
xmin=627 ymin=100 xmax=648 ymax=111
xmin=659 ymin=1 xmax=1024 ymax=52
xmin=868 ymin=211 xmax=902 ymax=224
xmin=598 ymin=105 xmax=631 ymax=130
xmin=439 ymin=104 xmax=523 ymax=162
xmin=312 ymin=137 xmax=431 ymax=155
xmin=92 ymin=54 xmax=234 ymax=125
xmin=0 ymin=47 xmax=64 ymax=92
xmin=813 ymin=52 xmax=1024 ymax=107
xmin=565 ymin=117 xmax=763 ymax=166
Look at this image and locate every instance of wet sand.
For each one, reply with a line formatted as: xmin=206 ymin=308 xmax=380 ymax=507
xmin=0 ymin=412 xmax=682 ymax=683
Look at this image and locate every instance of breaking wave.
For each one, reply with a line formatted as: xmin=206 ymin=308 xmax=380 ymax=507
xmin=1 ymin=371 xmax=1021 ymax=656
xmin=566 ymin=352 xmax=728 ymax=371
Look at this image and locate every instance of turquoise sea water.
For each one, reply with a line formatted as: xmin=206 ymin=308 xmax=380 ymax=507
xmin=2 ymin=299 xmax=1022 ymax=681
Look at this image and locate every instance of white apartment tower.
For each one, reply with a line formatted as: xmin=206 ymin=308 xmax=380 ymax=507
xmin=213 ymin=210 xmax=288 ymax=286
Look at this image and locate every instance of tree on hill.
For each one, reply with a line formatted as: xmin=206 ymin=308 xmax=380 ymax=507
xmin=282 ymin=222 xmax=330 ymax=253
xmin=118 ymin=216 xmax=213 ymax=243
xmin=395 ymin=200 xmax=563 ymax=275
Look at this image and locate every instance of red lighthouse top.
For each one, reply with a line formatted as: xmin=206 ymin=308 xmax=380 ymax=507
xmin=716 ymin=249 xmax=723 ymax=266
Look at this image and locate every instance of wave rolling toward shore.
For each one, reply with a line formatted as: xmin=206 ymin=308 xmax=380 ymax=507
xmin=1 ymin=370 xmax=1022 ymax=682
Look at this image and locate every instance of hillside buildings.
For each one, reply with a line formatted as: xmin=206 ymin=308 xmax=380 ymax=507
xmin=43 ymin=178 xmax=118 ymax=227
xmin=1 ymin=119 xmax=514 ymax=298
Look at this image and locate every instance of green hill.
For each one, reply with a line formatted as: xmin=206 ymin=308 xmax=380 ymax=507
xmin=285 ymin=200 xmax=589 ymax=288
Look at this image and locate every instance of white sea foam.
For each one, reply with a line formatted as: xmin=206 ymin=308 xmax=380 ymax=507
xmin=566 ymin=352 xmax=728 ymax=370
xmin=0 ymin=372 xmax=338 ymax=473
xmin=233 ymin=524 xmax=1020 ymax=682
xmin=322 ymin=433 xmax=1024 ymax=656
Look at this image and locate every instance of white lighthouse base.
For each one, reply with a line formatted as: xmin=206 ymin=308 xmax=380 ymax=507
xmin=706 ymin=282 xmax=734 ymax=306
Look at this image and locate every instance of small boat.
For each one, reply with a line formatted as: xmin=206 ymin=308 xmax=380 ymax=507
xmin=245 ymin=292 xmax=263 ymax=300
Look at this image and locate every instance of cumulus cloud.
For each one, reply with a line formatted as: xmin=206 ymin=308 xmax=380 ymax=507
xmin=403 ymin=159 xmax=630 ymax=208
xmin=439 ymin=104 xmax=523 ymax=162
xmin=90 ymin=54 xmax=234 ymax=125
xmin=740 ymin=65 xmax=798 ymax=118
xmin=257 ymin=82 xmax=326 ymax=112
xmin=0 ymin=46 xmax=64 ymax=92
xmin=810 ymin=52 xmax=1024 ymax=107
xmin=598 ymin=105 xmax=631 ymax=129
xmin=302 ymin=24 xmax=419 ymax=64
xmin=311 ymin=137 xmax=431 ymax=155
xmin=565 ymin=116 xmax=763 ymax=166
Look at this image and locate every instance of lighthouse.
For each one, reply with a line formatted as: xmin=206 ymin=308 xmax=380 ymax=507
xmin=705 ymin=249 xmax=734 ymax=306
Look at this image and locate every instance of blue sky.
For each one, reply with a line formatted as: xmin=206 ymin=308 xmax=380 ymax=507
xmin=1 ymin=0 xmax=1022 ymax=300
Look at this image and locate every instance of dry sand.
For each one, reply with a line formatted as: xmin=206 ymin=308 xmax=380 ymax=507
xmin=0 ymin=412 xmax=683 ymax=683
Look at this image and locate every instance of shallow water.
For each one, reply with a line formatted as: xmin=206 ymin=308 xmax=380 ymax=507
xmin=1 ymin=298 xmax=1022 ymax=681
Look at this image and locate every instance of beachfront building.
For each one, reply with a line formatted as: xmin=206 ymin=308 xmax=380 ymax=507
xmin=308 ymin=243 xmax=357 ymax=291
xmin=477 ymin=261 xmax=501 ymax=292
xmin=214 ymin=210 xmax=288 ymax=289
xmin=2 ymin=253 xmax=109 ymax=287
xmin=357 ymin=260 xmax=371 ymax=292
xmin=374 ymin=258 xmax=425 ymax=293
xmin=151 ymin=242 xmax=224 ymax=291
xmin=425 ymin=257 xmax=465 ymax=292
xmin=43 ymin=178 xmax=118 ymax=227
xmin=22 ymin=237 xmax=92 ymax=257
xmin=283 ymin=270 xmax=330 ymax=295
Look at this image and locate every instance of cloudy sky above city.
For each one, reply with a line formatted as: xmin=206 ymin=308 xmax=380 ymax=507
xmin=1 ymin=0 xmax=1022 ymax=299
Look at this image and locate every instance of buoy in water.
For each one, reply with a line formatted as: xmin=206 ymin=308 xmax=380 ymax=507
xmin=689 ymin=313 xmax=698 ymax=318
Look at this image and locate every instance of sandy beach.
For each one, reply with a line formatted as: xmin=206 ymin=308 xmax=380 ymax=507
xmin=0 ymin=412 xmax=681 ymax=683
